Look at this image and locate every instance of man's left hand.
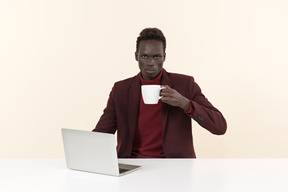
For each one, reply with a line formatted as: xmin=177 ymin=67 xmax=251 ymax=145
xmin=160 ymin=85 xmax=190 ymax=111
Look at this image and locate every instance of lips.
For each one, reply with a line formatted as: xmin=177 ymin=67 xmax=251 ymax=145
xmin=145 ymin=68 xmax=156 ymax=73
xmin=146 ymin=70 xmax=156 ymax=74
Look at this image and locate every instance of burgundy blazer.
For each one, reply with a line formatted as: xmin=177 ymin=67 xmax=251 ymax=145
xmin=93 ymin=69 xmax=227 ymax=158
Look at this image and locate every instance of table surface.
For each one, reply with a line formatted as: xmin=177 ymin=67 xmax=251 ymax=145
xmin=0 ymin=158 xmax=288 ymax=192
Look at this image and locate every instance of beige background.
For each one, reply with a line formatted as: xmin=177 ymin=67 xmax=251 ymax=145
xmin=1 ymin=0 xmax=287 ymax=158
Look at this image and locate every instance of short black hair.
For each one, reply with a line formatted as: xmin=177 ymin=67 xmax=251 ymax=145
xmin=136 ymin=28 xmax=166 ymax=53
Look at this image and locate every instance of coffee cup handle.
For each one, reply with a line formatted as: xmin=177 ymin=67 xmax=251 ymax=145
xmin=159 ymin=87 xmax=165 ymax=99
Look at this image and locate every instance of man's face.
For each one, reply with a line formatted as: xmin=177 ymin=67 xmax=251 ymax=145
xmin=135 ymin=40 xmax=166 ymax=80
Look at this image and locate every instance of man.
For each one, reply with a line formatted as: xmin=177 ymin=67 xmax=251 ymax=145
xmin=93 ymin=28 xmax=227 ymax=158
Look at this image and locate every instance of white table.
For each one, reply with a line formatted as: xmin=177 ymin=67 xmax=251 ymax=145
xmin=0 ymin=159 xmax=287 ymax=192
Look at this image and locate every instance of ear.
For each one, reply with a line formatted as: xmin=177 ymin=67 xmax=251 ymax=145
xmin=163 ymin=53 xmax=166 ymax=61
xmin=135 ymin=51 xmax=139 ymax=61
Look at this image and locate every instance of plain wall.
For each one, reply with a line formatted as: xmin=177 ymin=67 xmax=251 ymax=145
xmin=1 ymin=0 xmax=288 ymax=158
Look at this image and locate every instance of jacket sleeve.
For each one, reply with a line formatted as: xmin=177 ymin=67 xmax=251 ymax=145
xmin=92 ymin=84 xmax=117 ymax=134
xmin=187 ymin=78 xmax=227 ymax=135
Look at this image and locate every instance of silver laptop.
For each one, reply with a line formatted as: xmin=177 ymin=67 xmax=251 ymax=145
xmin=61 ymin=128 xmax=140 ymax=176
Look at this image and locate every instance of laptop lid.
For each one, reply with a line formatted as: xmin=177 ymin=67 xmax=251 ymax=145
xmin=61 ymin=128 xmax=140 ymax=176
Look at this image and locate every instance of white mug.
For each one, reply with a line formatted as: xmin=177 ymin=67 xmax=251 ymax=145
xmin=141 ymin=85 xmax=164 ymax=104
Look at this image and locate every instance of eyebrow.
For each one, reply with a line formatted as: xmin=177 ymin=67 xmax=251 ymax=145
xmin=140 ymin=52 xmax=163 ymax=56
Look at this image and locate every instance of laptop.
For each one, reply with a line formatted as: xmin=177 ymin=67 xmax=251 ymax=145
xmin=61 ymin=128 xmax=141 ymax=176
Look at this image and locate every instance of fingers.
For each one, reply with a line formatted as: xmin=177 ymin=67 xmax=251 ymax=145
xmin=160 ymin=85 xmax=174 ymax=96
xmin=161 ymin=85 xmax=171 ymax=89
xmin=160 ymin=85 xmax=188 ymax=109
xmin=161 ymin=93 xmax=180 ymax=107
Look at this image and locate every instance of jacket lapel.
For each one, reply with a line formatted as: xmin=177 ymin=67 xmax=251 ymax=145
xmin=128 ymin=75 xmax=141 ymax=142
xmin=161 ymin=69 xmax=173 ymax=133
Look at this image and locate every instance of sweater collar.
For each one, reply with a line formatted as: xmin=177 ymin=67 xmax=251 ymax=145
xmin=139 ymin=70 xmax=163 ymax=85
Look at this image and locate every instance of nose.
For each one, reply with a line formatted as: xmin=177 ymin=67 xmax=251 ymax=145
xmin=146 ymin=57 xmax=154 ymax=65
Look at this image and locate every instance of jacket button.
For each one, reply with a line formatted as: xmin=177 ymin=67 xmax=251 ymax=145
xmin=197 ymin=115 xmax=204 ymax=121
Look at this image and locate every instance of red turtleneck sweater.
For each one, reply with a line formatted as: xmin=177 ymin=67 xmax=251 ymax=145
xmin=132 ymin=71 xmax=165 ymax=158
